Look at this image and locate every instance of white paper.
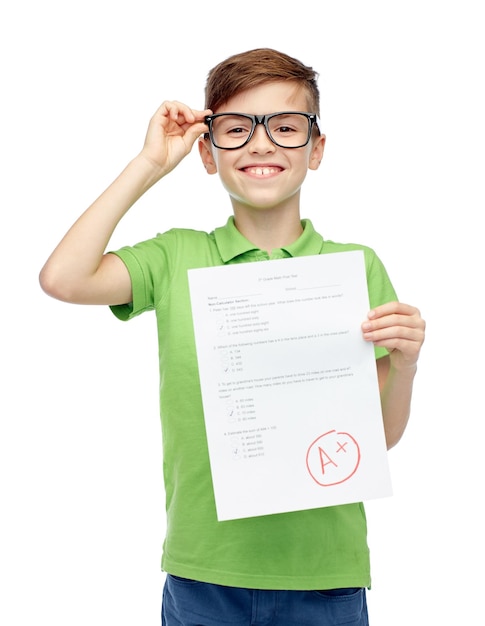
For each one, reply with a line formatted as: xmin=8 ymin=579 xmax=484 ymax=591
xmin=188 ymin=251 xmax=392 ymax=521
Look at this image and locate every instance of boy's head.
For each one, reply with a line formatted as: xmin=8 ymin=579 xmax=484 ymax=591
xmin=204 ymin=48 xmax=320 ymax=116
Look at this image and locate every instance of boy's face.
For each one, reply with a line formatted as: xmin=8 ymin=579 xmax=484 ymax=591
xmin=199 ymin=81 xmax=325 ymax=214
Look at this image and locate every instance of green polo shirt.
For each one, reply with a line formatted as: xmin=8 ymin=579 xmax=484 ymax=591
xmin=110 ymin=217 xmax=397 ymax=590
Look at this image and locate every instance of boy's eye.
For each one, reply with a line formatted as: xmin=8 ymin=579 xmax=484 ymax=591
xmin=212 ymin=116 xmax=253 ymax=140
xmin=273 ymin=125 xmax=295 ymax=134
xmin=269 ymin=115 xmax=306 ymax=135
xmin=227 ymin=125 xmax=250 ymax=135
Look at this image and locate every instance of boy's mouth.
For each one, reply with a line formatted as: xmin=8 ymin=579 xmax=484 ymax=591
xmin=241 ymin=166 xmax=283 ymax=176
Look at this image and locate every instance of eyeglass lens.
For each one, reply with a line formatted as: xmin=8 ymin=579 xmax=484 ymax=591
xmin=210 ymin=113 xmax=312 ymax=149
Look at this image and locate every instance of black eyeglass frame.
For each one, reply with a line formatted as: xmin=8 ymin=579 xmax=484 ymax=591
xmin=204 ymin=111 xmax=321 ymax=150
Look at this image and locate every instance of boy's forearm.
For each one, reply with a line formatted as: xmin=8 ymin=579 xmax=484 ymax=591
xmin=39 ymin=155 xmax=162 ymax=298
xmin=40 ymin=102 xmax=211 ymax=303
xmin=380 ymin=364 xmax=417 ymax=449
xmin=365 ymin=303 xmax=425 ymax=450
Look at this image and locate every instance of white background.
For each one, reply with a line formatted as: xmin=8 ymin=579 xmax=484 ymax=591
xmin=1 ymin=1 xmax=483 ymax=624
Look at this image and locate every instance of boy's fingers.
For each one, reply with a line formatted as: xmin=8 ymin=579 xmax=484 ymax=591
xmin=155 ymin=101 xmax=211 ymax=126
xmin=368 ymin=301 xmax=420 ymax=320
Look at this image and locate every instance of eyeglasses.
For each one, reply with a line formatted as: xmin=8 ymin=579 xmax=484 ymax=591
xmin=204 ymin=111 xmax=321 ymax=150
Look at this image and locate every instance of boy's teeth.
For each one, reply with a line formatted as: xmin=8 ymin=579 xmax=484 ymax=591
xmin=248 ymin=167 xmax=276 ymax=175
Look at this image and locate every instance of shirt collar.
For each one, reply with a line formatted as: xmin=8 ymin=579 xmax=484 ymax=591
xmin=213 ymin=216 xmax=324 ymax=263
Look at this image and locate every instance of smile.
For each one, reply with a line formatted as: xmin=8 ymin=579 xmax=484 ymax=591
xmin=242 ymin=166 xmax=282 ymax=177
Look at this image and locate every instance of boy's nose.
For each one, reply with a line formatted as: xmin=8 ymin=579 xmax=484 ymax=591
xmin=249 ymin=124 xmax=276 ymax=152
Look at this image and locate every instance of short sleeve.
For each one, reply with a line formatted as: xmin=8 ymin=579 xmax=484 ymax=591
xmin=108 ymin=232 xmax=177 ymax=321
xmin=363 ymin=247 xmax=398 ymax=359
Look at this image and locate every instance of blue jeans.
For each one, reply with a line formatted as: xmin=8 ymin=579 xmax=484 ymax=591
xmin=162 ymin=575 xmax=369 ymax=625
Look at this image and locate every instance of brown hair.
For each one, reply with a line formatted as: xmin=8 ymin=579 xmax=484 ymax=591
xmin=204 ymin=48 xmax=320 ymax=115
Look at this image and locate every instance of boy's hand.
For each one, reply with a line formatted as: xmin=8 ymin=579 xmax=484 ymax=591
xmin=140 ymin=101 xmax=212 ymax=175
xmin=362 ymin=302 xmax=425 ymax=371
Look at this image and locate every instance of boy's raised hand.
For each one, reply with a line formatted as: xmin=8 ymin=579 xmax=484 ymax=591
xmin=362 ymin=301 xmax=426 ymax=371
xmin=140 ymin=101 xmax=212 ymax=176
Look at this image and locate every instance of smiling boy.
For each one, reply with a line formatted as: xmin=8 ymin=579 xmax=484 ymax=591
xmin=40 ymin=48 xmax=425 ymax=625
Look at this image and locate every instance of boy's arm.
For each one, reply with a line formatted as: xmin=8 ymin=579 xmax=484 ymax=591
xmin=362 ymin=302 xmax=426 ymax=449
xmin=39 ymin=102 xmax=211 ymax=305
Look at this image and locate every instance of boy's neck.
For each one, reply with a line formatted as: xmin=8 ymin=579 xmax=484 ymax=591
xmin=232 ymin=205 xmax=303 ymax=253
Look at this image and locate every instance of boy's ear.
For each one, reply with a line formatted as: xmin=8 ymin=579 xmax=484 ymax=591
xmin=198 ymin=137 xmax=218 ymax=174
xmin=308 ymin=134 xmax=326 ymax=171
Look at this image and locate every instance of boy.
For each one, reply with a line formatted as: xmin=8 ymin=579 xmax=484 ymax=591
xmin=40 ymin=48 xmax=425 ymax=625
